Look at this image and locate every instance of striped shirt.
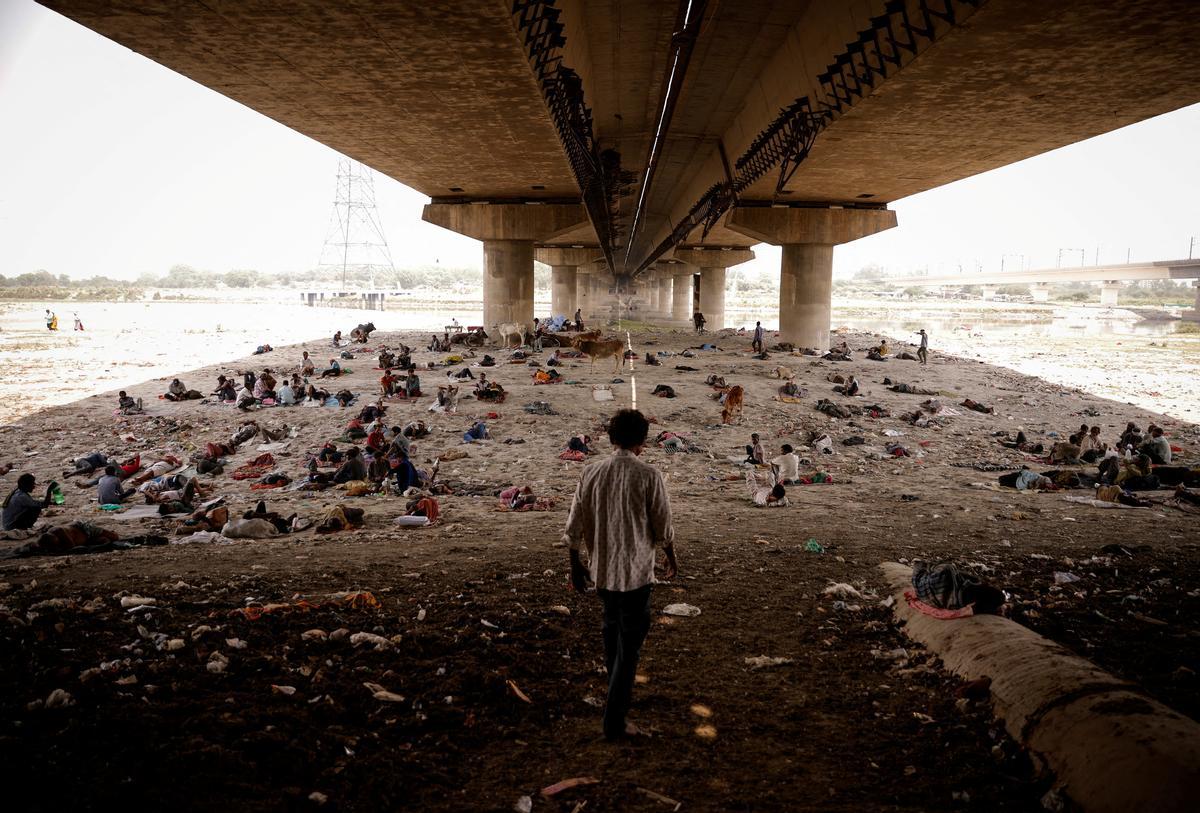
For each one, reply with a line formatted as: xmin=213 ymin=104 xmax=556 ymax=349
xmin=563 ymin=449 xmax=674 ymax=592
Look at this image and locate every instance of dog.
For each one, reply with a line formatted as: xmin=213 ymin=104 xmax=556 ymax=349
xmin=772 ymin=366 xmax=795 ymax=380
xmin=721 ymin=385 xmax=745 ymax=425
xmin=577 ymin=338 xmax=626 ymax=372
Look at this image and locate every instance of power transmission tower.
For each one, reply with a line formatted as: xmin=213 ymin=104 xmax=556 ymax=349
xmin=317 ymin=158 xmax=396 ymax=289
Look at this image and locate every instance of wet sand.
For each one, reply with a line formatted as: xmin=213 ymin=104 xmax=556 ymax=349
xmin=0 ymin=324 xmax=1196 ymax=811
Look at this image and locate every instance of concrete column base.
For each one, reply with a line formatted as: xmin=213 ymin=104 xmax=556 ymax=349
xmin=698 ymin=268 xmax=727 ymax=331
xmin=671 ymin=272 xmax=694 ymax=324
xmin=550 ymin=265 xmax=577 ymax=317
xmin=981 ymin=285 xmax=998 ymax=301
xmin=483 ymin=240 xmax=534 ymax=328
xmin=780 ymin=243 xmax=834 ymax=351
xmin=1100 ymin=281 xmax=1121 ymax=307
xmin=1031 ymin=284 xmax=1051 ymax=303
xmin=1183 ymin=282 xmax=1200 ymax=322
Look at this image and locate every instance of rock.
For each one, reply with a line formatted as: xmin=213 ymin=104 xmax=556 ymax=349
xmin=329 ymin=628 xmax=350 ymax=642
xmin=662 ymin=603 xmax=701 ymax=617
xmin=45 ymin=688 xmax=74 ymax=708
xmin=301 ymin=629 xmax=328 ymax=642
xmin=166 ymin=638 xmax=185 ymax=651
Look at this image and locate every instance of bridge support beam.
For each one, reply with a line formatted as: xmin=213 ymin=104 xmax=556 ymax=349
xmin=535 ymin=247 xmax=595 ymax=320
xmin=1184 ymin=281 xmax=1200 ymax=323
xmin=1100 ymin=281 xmax=1121 ymax=307
xmin=726 ymin=206 xmax=896 ymax=350
xmin=672 ymin=248 xmax=756 ymax=331
xmin=423 ymin=203 xmax=586 ymax=329
xmin=1031 ymin=283 xmax=1051 ymax=303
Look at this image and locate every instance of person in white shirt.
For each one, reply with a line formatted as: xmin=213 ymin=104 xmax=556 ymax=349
xmin=771 ymin=444 xmax=801 ymax=484
xmin=746 ymin=469 xmax=788 ymax=507
xmin=277 ymin=381 xmax=296 ymax=406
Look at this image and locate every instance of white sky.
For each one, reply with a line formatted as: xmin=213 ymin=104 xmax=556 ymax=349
xmin=2 ymin=0 xmax=1198 ymax=282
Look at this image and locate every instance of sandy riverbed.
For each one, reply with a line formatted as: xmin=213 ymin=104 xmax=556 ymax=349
xmin=0 ymin=322 xmax=1196 ymax=811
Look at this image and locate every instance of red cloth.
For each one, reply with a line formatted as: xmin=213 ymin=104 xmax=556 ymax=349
xmin=559 ymin=450 xmax=586 ymax=462
xmin=119 ymin=455 xmax=141 ymax=477
xmin=904 ymin=590 xmax=974 ymax=620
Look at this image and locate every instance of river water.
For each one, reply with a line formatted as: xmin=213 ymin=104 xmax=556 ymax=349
xmin=1 ymin=297 xmax=1196 ymax=425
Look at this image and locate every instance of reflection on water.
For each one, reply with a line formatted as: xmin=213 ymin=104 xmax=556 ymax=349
xmin=1 ymin=298 xmax=1196 ymax=425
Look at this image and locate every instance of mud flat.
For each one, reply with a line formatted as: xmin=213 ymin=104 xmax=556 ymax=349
xmin=0 ymin=325 xmax=1196 ymax=812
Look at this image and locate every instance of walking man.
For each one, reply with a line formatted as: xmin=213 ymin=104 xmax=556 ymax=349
xmin=752 ymin=321 xmax=765 ymax=353
xmin=917 ymin=329 xmax=929 ymax=365
xmin=693 ymin=311 xmax=706 ymax=334
xmin=565 ymin=409 xmax=678 ymax=740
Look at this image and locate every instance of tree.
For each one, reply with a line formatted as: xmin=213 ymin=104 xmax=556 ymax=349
xmin=903 ymin=286 xmax=925 ymax=298
xmin=853 ymin=263 xmax=884 ymax=280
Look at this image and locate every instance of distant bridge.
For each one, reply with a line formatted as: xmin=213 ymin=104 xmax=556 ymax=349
xmin=891 ymin=259 xmax=1200 ymax=310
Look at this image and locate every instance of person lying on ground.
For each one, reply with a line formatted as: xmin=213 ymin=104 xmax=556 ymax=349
xmin=305 ymin=384 xmax=330 ymax=403
xmin=75 ymin=454 xmax=139 ymax=486
xmin=746 ymin=469 xmax=788 ymax=507
xmin=463 ymin=422 xmax=490 ymax=443
xmin=771 ymin=444 xmax=801 ymax=485
xmin=745 ymin=433 xmax=765 ymax=465
xmin=779 ymin=380 xmax=803 ymax=397
xmin=64 ymin=452 xmax=109 ymax=478
xmin=499 ymin=485 xmax=538 ymax=510
xmin=128 ymin=455 xmax=182 ymax=486
xmin=142 ymin=474 xmax=200 ymax=506
xmin=1139 ymin=426 xmax=1172 ymax=464
xmin=833 ymin=375 xmax=860 ymax=396
xmin=359 ymin=399 xmax=387 ymax=423
xmin=568 ymin=434 xmax=594 ymax=455
xmin=911 ymin=560 xmax=1006 ymax=614
xmin=117 ymin=391 xmax=143 ymax=415
xmin=999 ymin=431 xmax=1045 ymax=454
xmin=333 ymin=389 xmax=354 ymax=408
xmin=241 ymin=500 xmax=299 ymax=535
xmin=403 ymin=420 xmax=429 ymax=440
xmin=96 ymin=465 xmax=136 ymax=505
xmin=253 ymin=344 xmax=273 ymax=355
xmin=301 ymin=351 xmax=315 ymax=375
xmin=888 ymin=381 xmax=937 ymax=395
xmin=2 ymin=473 xmax=56 ymax=530
xmin=333 ymin=447 xmax=367 ymax=484
xmin=960 ymin=398 xmax=995 ymax=414
xmin=320 ymin=359 xmax=342 ymax=379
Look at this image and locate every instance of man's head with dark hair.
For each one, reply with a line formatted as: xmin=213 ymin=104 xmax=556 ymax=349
xmin=965 ymin=583 xmax=1006 ymax=615
xmin=607 ymin=409 xmax=649 ymax=450
xmin=770 ymin=483 xmax=786 ymax=500
xmin=1089 ymin=426 xmax=1100 ymax=435
xmin=119 ymin=391 xmax=127 ymax=398
xmin=1151 ymin=427 xmax=1164 ymax=438
xmin=17 ymin=473 xmax=35 ymax=492
xmin=347 ymin=447 xmax=360 ymax=458
xmin=751 ymin=433 xmax=760 ymax=442
xmin=104 ymin=465 xmax=117 ymax=476
xmin=781 ymin=444 xmax=793 ymax=454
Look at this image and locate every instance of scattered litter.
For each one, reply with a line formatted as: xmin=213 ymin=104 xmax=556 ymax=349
xmin=823 ymin=583 xmax=864 ymax=600
xmin=362 ymin=682 xmax=405 ymax=703
xmin=804 ymin=539 xmax=824 ymax=553
xmin=541 ymin=777 xmax=600 ymax=797
xmin=662 ymin=603 xmax=701 ymax=617
xmin=506 ymin=679 xmax=532 ymax=704
xmin=1053 ymin=571 xmax=1081 ymax=585
xmin=744 ymin=655 xmax=794 ymax=670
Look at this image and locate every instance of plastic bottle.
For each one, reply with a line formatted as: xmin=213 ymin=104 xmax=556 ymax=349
xmin=50 ymin=483 xmax=65 ymax=505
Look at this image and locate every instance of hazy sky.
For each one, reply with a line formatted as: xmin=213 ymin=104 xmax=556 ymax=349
xmin=2 ymin=0 xmax=1198 ymax=282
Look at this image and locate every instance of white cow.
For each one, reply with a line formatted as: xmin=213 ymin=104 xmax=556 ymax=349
xmin=494 ymin=322 xmax=530 ymax=348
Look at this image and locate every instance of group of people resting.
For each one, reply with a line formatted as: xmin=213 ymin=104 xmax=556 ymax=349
xmin=379 ymin=366 xmax=422 ymax=398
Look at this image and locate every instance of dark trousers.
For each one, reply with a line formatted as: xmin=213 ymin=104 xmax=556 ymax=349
xmin=918 ymin=347 xmax=928 ymax=364
xmin=598 ymin=585 xmax=652 ymax=738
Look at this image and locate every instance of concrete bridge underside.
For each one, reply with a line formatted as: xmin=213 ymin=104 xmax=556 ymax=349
xmin=40 ymin=0 xmax=1200 ymax=346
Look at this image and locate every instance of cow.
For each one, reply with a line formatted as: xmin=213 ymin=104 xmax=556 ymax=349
xmin=494 ymin=322 xmax=530 ymax=348
xmin=721 ymin=385 xmax=745 ymax=425
xmin=568 ymin=330 xmax=602 ymax=348
xmin=578 ymin=338 xmax=627 ymax=373
xmin=350 ymin=322 xmax=376 ymax=343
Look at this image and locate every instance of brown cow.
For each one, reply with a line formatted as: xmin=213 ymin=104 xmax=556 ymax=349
xmin=569 ymin=330 xmax=602 ymax=348
xmin=578 ymin=338 xmax=626 ymax=372
xmin=721 ymin=385 xmax=745 ymax=425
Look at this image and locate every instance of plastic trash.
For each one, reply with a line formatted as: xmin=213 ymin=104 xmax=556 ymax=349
xmin=804 ymin=539 xmax=824 ymax=553
xmin=662 ymin=603 xmax=701 ymax=617
xmin=50 ymin=484 xmax=65 ymax=505
xmin=1053 ymin=571 xmax=1081 ymax=584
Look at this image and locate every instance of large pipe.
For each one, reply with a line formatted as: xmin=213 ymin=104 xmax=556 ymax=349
xmin=622 ymin=0 xmax=709 ymax=273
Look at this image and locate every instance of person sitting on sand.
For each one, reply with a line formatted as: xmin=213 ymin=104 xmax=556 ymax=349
xmin=164 ymin=378 xmax=188 ymax=402
xmin=2 ymin=473 xmax=57 ymax=530
xmin=643 ymin=351 xmax=661 ymax=366
xmin=378 ymin=348 xmax=395 ymax=370
xmin=332 ymin=330 xmax=342 ymax=347
xmin=380 ymin=369 xmax=398 ymax=397
xmin=301 ymin=351 xmax=315 ymax=375
xmin=746 ymin=470 xmax=787 ymax=507
xmin=1068 ymin=423 xmax=1090 ymax=446
xmin=771 ymin=444 xmax=801 ymax=485
xmin=1118 ymin=422 xmax=1143 ymax=451
xmin=427 ymin=334 xmax=441 ymax=352
xmin=243 ymin=370 xmax=257 ymax=394
xmin=403 ymin=420 xmax=429 ymax=440
xmin=403 ymin=366 xmax=422 ymax=398
xmin=212 ymin=376 xmax=236 ymax=402
xmin=254 ymin=369 xmax=277 ymax=401
xmin=744 ymin=433 xmax=765 ymax=465
xmin=277 ymin=379 xmax=296 ymax=406
xmin=1078 ymin=426 xmax=1107 ymax=463
xmin=500 ymin=485 xmax=538 ymax=510
xmin=359 ymin=399 xmax=387 ymax=424
xmin=320 ymin=359 xmax=341 ymax=379
xmin=833 ymin=375 xmax=860 ymax=396
xmin=117 ymin=391 xmax=143 ymax=415
xmin=1139 ymin=426 xmax=1172 ymax=465
xmin=390 ymin=447 xmax=423 ymax=492
xmin=333 ymin=447 xmax=367 ymax=484
xmin=365 ymin=424 xmax=386 ymax=455
xmin=96 ymin=465 xmax=136 ymax=506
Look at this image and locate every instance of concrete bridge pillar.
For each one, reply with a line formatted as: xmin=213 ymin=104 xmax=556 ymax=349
xmin=980 ymin=286 xmax=998 ymax=301
xmin=1100 ymin=281 xmax=1121 ymax=307
xmin=423 ymin=203 xmax=587 ymax=329
xmin=671 ymin=266 xmax=695 ymax=324
xmin=672 ymin=248 xmax=756 ymax=331
xmin=726 ymin=206 xmax=897 ymax=350
xmin=1031 ymin=283 xmax=1051 ymax=303
xmin=1184 ymin=281 xmax=1200 ymax=323
xmin=535 ymin=247 xmax=595 ymax=319
xmin=656 ymin=274 xmax=673 ymax=321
